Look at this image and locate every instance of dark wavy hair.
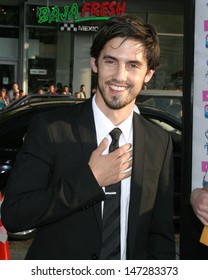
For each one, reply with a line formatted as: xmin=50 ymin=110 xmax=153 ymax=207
xmin=90 ymin=14 xmax=160 ymax=71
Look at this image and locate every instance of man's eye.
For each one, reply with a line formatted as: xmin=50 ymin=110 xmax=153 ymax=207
xmin=106 ymin=60 xmax=115 ymax=65
xmin=129 ymin=64 xmax=138 ymax=69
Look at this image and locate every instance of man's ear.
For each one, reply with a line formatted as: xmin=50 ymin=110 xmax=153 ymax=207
xmin=144 ymin=69 xmax=155 ymax=84
xmin=90 ymin=57 xmax=98 ymax=73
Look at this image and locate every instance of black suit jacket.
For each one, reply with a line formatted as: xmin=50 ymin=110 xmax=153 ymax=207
xmin=2 ymin=98 xmax=175 ymax=259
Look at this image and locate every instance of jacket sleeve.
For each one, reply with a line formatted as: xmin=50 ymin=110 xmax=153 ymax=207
xmin=147 ymin=132 xmax=176 ymax=259
xmin=1 ymin=113 xmax=105 ymax=232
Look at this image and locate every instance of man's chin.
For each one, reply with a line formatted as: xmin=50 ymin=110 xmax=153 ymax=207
xmin=105 ymin=99 xmax=126 ymax=110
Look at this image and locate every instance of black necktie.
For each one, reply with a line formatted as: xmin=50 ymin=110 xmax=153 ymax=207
xmin=99 ymin=128 xmax=122 ymax=260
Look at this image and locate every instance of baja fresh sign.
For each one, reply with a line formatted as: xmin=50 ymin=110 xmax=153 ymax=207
xmin=38 ymin=1 xmax=127 ymax=24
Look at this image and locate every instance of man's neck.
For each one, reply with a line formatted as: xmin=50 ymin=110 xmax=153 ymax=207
xmin=95 ymin=95 xmax=135 ymax=126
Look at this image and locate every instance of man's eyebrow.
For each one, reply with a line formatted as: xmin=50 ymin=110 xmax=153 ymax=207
xmin=103 ymin=55 xmax=143 ymax=65
xmin=103 ymin=55 xmax=117 ymax=60
xmin=102 ymin=55 xmax=145 ymax=69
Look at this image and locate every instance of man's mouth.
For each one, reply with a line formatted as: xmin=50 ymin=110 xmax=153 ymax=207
xmin=109 ymin=85 xmax=127 ymax=91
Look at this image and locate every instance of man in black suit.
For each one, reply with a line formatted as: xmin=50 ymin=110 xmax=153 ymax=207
xmin=2 ymin=14 xmax=175 ymax=260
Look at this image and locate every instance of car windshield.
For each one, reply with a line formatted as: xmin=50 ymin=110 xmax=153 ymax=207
xmin=0 ymin=94 xmax=84 ymax=115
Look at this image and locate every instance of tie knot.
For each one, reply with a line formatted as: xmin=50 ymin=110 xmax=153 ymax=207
xmin=109 ymin=128 xmax=122 ymax=141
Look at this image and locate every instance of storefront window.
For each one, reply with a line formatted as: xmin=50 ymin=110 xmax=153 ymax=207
xmin=0 ymin=5 xmax=19 ymax=89
xmin=0 ymin=5 xmax=19 ymax=58
xmin=147 ymin=13 xmax=184 ymax=90
xmin=0 ymin=5 xmax=19 ymax=26
xmin=27 ymin=28 xmax=57 ymax=93
xmin=26 ymin=26 xmax=74 ymax=93
xmin=148 ymin=13 xmax=183 ymax=34
xmin=0 ymin=27 xmax=19 ymax=38
xmin=148 ymin=35 xmax=183 ymax=90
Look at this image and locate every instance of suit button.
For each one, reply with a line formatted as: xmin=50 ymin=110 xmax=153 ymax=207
xmin=92 ymin=254 xmax=98 ymax=260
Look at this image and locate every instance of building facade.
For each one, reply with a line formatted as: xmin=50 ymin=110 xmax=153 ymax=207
xmin=0 ymin=0 xmax=184 ymax=97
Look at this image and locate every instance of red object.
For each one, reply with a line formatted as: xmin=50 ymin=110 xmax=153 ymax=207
xmin=0 ymin=239 xmax=10 ymax=260
xmin=0 ymin=192 xmax=10 ymax=260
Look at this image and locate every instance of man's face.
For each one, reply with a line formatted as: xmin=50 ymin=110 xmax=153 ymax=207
xmin=13 ymin=84 xmax=18 ymax=92
xmin=50 ymin=85 xmax=55 ymax=92
xmin=81 ymin=86 xmax=85 ymax=92
xmin=1 ymin=91 xmax=6 ymax=98
xmin=91 ymin=37 xmax=154 ymax=111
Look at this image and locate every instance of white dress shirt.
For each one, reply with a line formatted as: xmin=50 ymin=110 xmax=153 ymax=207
xmin=92 ymin=95 xmax=140 ymax=259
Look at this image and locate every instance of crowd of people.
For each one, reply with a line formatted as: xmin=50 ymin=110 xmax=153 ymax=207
xmin=34 ymin=82 xmax=87 ymax=97
xmin=0 ymin=82 xmax=87 ymax=110
xmin=0 ymin=82 xmax=25 ymax=110
xmin=34 ymin=83 xmax=89 ymax=98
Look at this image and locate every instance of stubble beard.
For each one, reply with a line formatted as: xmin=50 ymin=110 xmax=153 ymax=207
xmin=97 ymin=82 xmax=135 ymax=110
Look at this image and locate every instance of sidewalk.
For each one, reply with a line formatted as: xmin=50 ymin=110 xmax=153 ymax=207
xmin=9 ymin=239 xmax=32 ymax=260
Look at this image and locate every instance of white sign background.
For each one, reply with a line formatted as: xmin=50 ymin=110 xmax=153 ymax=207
xmin=192 ymin=0 xmax=208 ymax=189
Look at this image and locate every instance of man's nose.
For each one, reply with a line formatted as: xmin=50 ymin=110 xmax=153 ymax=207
xmin=113 ymin=64 xmax=127 ymax=81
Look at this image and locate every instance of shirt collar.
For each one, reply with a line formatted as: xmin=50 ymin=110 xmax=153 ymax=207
xmin=92 ymin=95 xmax=139 ymax=144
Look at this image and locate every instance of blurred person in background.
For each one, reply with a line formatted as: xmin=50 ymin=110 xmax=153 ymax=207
xmin=0 ymin=88 xmax=9 ymax=109
xmin=7 ymin=82 xmax=19 ymax=102
xmin=19 ymin=89 xmax=25 ymax=98
xmin=36 ymin=88 xmax=45 ymax=94
xmin=47 ymin=84 xmax=57 ymax=95
xmin=56 ymin=82 xmax=63 ymax=94
xmin=62 ymin=85 xmax=72 ymax=96
xmin=75 ymin=84 xmax=86 ymax=98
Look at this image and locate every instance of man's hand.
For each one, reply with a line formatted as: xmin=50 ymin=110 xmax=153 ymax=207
xmin=190 ymin=187 xmax=208 ymax=226
xmin=88 ymin=138 xmax=132 ymax=187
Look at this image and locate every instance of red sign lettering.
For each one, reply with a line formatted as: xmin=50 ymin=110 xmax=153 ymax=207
xmin=81 ymin=1 xmax=126 ymax=17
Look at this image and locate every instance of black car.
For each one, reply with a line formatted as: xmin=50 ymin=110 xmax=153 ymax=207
xmin=0 ymin=94 xmax=182 ymax=237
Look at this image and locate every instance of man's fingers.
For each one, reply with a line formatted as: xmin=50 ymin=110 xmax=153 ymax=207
xmin=121 ymin=159 xmax=132 ymax=173
xmin=95 ymin=138 xmax=109 ymax=155
xmin=117 ymin=143 xmax=132 ymax=157
xmin=89 ymin=140 xmax=132 ymax=187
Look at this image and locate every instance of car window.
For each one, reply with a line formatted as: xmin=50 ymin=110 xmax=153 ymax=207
xmin=140 ymin=97 xmax=182 ymax=120
xmin=137 ymin=89 xmax=183 ymax=121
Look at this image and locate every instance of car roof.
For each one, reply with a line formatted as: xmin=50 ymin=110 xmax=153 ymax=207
xmin=139 ymin=89 xmax=182 ymax=97
xmin=3 ymin=94 xmax=84 ymax=109
xmin=0 ymin=94 xmax=182 ymax=128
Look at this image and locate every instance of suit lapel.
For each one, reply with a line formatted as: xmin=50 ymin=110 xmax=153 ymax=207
xmin=75 ymin=99 xmax=97 ymax=161
xmin=127 ymin=112 xmax=145 ymax=258
xmin=75 ymin=99 xmax=102 ymax=230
